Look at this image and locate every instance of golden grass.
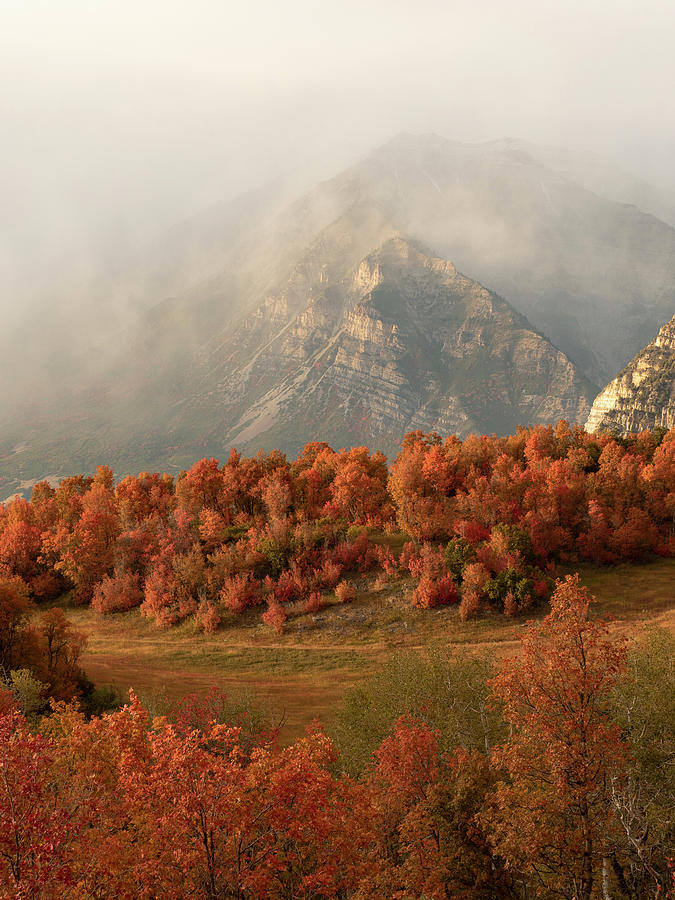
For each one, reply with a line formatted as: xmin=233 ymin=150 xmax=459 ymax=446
xmin=65 ymin=557 xmax=675 ymax=742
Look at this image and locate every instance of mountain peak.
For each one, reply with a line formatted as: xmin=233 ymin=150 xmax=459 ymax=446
xmin=370 ymin=132 xmax=538 ymax=167
xmin=216 ymin=235 xmax=594 ymax=454
xmin=360 ymin=236 xmax=459 ymax=284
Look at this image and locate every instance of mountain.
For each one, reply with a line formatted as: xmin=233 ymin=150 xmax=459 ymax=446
xmin=193 ymin=236 xmax=595 ymax=457
xmin=585 ymin=315 xmax=675 ymax=434
xmin=314 ymin=133 xmax=675 ymax=385
xmin=1 ymin=233 xmax=595 ymax=497
xmin=122 ymin=131 xmax=674 ymax=387
xmin=2 ymin=132 xmax=674 ymax=491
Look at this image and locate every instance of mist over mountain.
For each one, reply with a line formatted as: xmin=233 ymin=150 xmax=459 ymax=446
xmin=210 ymin=235 xmax=595 ymax=457
xmin=331 ymin=134 xmax=675 ymax=385
xmin=515 ymin=140 xmax=675 ymax=228
xmin=2 ymin=130 xmax=673 ymax=497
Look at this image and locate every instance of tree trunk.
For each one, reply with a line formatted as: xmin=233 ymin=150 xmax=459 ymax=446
xmin=602 ymin=857 xmax=612 ymax=900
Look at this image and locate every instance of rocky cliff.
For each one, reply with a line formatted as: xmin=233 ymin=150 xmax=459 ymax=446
xmin=585 ymin=314 xmax=675 ymax=434
xmin=198 ymin=236 xmax=595 ymax=458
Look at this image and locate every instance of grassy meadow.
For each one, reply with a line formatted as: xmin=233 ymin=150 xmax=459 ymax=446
xmin=64 ymin=556 xmax=675 ymax=742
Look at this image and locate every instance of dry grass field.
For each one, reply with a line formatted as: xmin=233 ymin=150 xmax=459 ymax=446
xmin=64 ymin=557 xmax=675 ymax=742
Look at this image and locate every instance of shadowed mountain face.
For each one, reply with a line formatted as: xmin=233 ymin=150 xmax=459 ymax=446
xmin=586 ymin=314 xmax=675 ymax=434
xmin=1 ymin=133 xmax=673 ymax=491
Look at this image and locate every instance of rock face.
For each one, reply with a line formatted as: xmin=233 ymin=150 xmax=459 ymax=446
xmin=198 ymin=236 xmax=594 ymax=458
xmin=585 ymin=315 xmax=675 ymax=434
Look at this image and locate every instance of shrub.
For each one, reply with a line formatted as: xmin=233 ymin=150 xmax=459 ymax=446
xmin=332 ymin=531 xmax=375 ymax=572
xmin=92 ymin=571 xmax=143 ymax=614
xmin=195 ymin=600 xmax=221 ymax=633
xmin=303 ymin=591 xmax=324 ymax=614
xmin=459 ymin=562 xmax=491 ymax=620
xmin=317 ymin=559 xmax=342 ymax=589
xmin=261 ymin=602 xmax=287 ymax=633
xmin=398 ymin=541 xmax=420 ymax=574
xmin=220 ymin=574 xmax=261 ymax=614
xmin=444 ymin=537 xmax=476 ymax=582
xmin=335 ymin=580 xmax=356 ymax=603
xmin=141 ymin=567 xmax=179 ymax=626
xmin=484 ymin=568 xmax=536 ymax=614
xmin=412 ymin=574 xmax=459 ymax=609
xmin=459 ymin=589 xmax=481 ymax=620
xmin=273 ymin=569 xmax=297 ymax=604
xmin=375 ymin=544 xmax=398 ymax=575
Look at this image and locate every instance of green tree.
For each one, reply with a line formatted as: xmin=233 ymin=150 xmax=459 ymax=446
xmin=332 ymin=645 xmax=500 ymax=776
xmin=609 ymin=628 xmax=675 ymax=896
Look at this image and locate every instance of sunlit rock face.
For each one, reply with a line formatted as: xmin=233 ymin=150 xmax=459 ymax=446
xmin=214 ymin=235 xmax=595 ymax=458
xmin=586 ymin=315 xmax=675 ymax=435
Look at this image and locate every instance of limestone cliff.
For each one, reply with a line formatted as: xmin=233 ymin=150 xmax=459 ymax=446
xmin=204 ymin=236 xmax=595 ymax=458
xmin=585 ymin=315 xmax=675 ymax=434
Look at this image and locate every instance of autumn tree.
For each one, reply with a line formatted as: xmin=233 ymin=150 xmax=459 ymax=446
xmin=388 ymin=431 xmax=456 ymax=539
xmin=484 ymin=575 xmax=628 ymax=900
xmin=0 ymin=708 xmax=76 ymax=897
xmin=46 ymin=481 xmax=120 ymax=602
xmin=35 ymin=607 xmax=87 ymax=700
xmin=362 ymin=716 xmax=513 ymax=899
xmin=326 ymin=446 xmax=392 ymax=526
xmin=0 ymin=577 xmax=33 ymax=672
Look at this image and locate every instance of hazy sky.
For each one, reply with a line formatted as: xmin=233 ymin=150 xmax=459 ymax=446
xmin=2 ymin=0 xmax=675 ymax=315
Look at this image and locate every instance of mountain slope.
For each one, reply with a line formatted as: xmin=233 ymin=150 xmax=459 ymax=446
xmin=186 ymin=236 xmax=595 ymax=458
xmin=585 ymin=315 xmax=675 ymax=434
xmin=317 ymin=133 xmax=675 ymax=385
xmin=511 ymin=139 xmax=675 ymax=228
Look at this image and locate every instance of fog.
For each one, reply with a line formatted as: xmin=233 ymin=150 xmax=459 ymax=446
xmin=1 ymin=0 xmax=674 ymax=360
xmin=1 ymin=0 xmax=675 ymax=493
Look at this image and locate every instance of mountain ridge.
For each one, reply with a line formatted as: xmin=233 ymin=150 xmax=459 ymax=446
xmin=585 ymin=314 xmax=675 ymax=434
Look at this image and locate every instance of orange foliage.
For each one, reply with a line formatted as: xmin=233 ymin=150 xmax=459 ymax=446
xmin=0 ymin=425 xmax=671 ymax=638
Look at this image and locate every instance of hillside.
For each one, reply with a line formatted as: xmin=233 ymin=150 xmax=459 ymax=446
xmin=65 ymin=557 xmax=675 ymax=743
xmin=586 ymin=313 xmax=675 ymax=434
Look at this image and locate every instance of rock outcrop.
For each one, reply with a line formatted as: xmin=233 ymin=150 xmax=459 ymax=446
xmin=203 ymin=236 xmax=595 ymax=457
xmin=585 ymin=314 xmax=675 ymax=434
